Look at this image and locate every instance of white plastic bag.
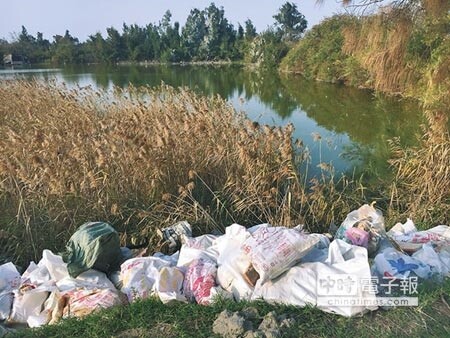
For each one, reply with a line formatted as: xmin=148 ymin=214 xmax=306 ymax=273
xmin=373 ymin=247 xmax=431 ymax=279
xmin=301 ymin=234 xmax=330 ymax=263
xmin=335 ymin=204 xmax=385 ymax=255
xmin=388 ymin=220 xmax=450 ymax=253
xmin=27 ymin=291 xmax=62 ymax=328
xmin=40 ymin=250 xmax=69 ymax=282
xmin=156 ymin=266 xmax=186 ymax=303
xmin=56 ymin=269 xmax=116 ymax=292
xmin=8 ymin=285 xmax=53 ymax=324
xmin=412 ymin=243 xmax=450 ymax=277
xmin=177 ymin=234 xmax=219 ymax=267
xmin=252 ymin=239 xmax=377 ymax=317
xmin=0 ymin=263 xmax=21 ymax=320
xmin=8 ymin=259 xmax=55 ymax=324
xmin=215 ymin=224 xmax=254 ymax=301
xmin=120 ymin=257 xmax=172 ymax=302
xmin=242 ymin=225 xmax=320 ymax=284
xmin=62 ymin=288 xmax=123 ymax=318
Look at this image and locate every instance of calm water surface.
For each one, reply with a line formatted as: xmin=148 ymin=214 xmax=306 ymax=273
xmin=0 ymin=64 xmax=423 ymax=178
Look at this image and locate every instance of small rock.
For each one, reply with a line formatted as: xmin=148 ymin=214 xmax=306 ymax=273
xmin=279 ymin=317 xmax=295 ymax=329
xmin=258 ymin=312 xmax=279 ymax=331
xmin=213 ymin=310 xmax=247 ymax=338
xmin=243 ymin=330 xmax=266 ymax=338
xmin=257 ymin=312 xmax=281 ymax=338
xmin=241 ymin=306 xmax=259 ymax=320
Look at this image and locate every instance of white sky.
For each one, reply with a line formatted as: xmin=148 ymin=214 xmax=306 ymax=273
xmin=0 ymin=0 xmax=346 ymax=42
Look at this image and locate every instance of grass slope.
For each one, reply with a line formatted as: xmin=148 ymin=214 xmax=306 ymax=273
xmin=10 ymin=279 xmax=450 ymax=338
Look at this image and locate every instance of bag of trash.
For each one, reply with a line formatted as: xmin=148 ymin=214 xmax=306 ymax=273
xmin=300 ymin=234 xmax=331 ymax=263
xmin=8 ymin=285 xmax=53 ymax=324
xmin=412 ymin=243 xmax=450 ymax=278
xmin=120 ymin=257 xmax=172 ymax=302
xmin=56 ymin=269 xmax=116 ymax=293
xmin=373 ymin=247 xmax=431 ymax=279
xmin=183 ymin=258 xmax=217 ymax=305
xmin=388 ymin=219 xmax=450 ymax=254
xmin=0 ymin=263 xmax=21 ymax=320
xmin=62 ymin=288 xmax=124 ymax=318
xmin=27 ymin=291 xmax=62 ymax=328
xmin=158 ymin=221 xmax=192 ymax=255
xmin=241 ymin=225 xmax=320 ymax=284
xmin=41 ymin=250 xmax=70 ymax=282
xmin=177 ymin=234 xmax=219 ymax=267
xmin=216 ymin=224 xmax=254 ymax=301
xmin=62 ymin=222 xmax=123 ymax=278
xmin=156 ymin=266 xmax=186 ymax=304
xmin=252 ymin=239 xmax=377 ymax=317
xmin=335 ymin=203 xmax=385 ymax=256
xmin=7 ymin=260 xmax=56 ymax=324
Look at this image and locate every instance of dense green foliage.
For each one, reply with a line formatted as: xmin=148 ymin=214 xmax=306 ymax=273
xmin=0 ymin=2 xmax=305 ymax=68
xmin=280 ymin=15 xmax=359 ymax=83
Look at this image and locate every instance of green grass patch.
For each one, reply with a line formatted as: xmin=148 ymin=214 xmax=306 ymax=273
xmin=9 ymin=278 xmax=450 ymax=338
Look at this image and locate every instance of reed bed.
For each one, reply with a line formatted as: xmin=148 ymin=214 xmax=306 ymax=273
xmin=342 ymin=11 xmax=418 ymax=94
xmin=0 ymin=80 xmax=366 ymax=264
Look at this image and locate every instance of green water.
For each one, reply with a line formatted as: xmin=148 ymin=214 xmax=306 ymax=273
xmin=0 ymin=64 xmax=423 ymax=178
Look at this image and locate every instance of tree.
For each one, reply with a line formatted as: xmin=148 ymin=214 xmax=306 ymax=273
xmin=201 ymin=3 xmax=237 ymax=60
xmin=84 ymin=32 xmax=107 ymax=63
xmin=51 ymin=30 xmax=81 ymax=64
xmin=0 ymin=38 xmax=7 ymax=61
xmin=35 ymin=32 xmax=51 ymax=62
xmin=144 ymin=24 xmax=162 ymax=60
xmin=244 ymin=19 xmax=257 ymax=40
xmin=273 ymin=2 xmax=308 ymax=41
xmin=105 ymin=27 xmax=126 ymax=62
xmin=182 ymin=8 xmax=207 ymax=60
xmin=245 ymin=28 xmax=289 ymax=70
xmin=123 ymin=24 xmax=147 ymax=61
xmin=159 ymin=10 xmax=182 ymax=62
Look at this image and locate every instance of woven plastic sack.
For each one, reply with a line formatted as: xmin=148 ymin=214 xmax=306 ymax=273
xmin=183 ymin=258 xmax=217 ymax=305
xmin=242 ymin=225 xmax=320 ymax=284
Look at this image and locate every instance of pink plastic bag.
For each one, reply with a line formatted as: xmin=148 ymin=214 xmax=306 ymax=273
xmin=183 ymin=259 xmax=217 ymax=305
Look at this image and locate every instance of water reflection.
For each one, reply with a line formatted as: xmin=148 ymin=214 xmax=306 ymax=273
xmin=0 ymin=64 xmax=423 ymax=177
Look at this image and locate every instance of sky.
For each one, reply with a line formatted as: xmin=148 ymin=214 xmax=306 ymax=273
xmin=0 ymin=0 xmax=346 ymax=42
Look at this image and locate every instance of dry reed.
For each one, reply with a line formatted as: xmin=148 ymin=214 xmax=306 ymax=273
xmin=342 ymin=10 xmax=418 ymax=94
xmin=0 ymin=80 xmax=364 ymax=263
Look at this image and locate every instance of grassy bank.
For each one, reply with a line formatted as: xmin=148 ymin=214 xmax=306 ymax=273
xmin=280 ymin=2 xmax=449 ymax=226
xmin=280 ymin=4 xmax=450 ymax=99
xmin=8 ymin=278 xmax=450 ymax=337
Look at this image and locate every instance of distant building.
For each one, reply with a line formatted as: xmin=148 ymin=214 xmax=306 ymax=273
xmin=3 ymin=54 xmax=27 ymax=66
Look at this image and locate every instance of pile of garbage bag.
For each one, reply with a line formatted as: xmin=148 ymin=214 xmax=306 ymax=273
xmin=1 ymin=205 xmax=449 ymax=330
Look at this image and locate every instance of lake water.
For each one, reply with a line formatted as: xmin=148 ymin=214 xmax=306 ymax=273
xmin=0 ymin=64 xmax=423 ymax=178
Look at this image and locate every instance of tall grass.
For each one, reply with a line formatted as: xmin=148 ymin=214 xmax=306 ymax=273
xmin=342 ymin=10 xmax=417 ymax=94
xmin=0 ymin=80 xmax=366 ymax=264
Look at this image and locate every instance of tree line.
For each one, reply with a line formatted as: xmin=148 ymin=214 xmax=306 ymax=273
xmin=0 ymin=2 xmax=307 ymax=68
